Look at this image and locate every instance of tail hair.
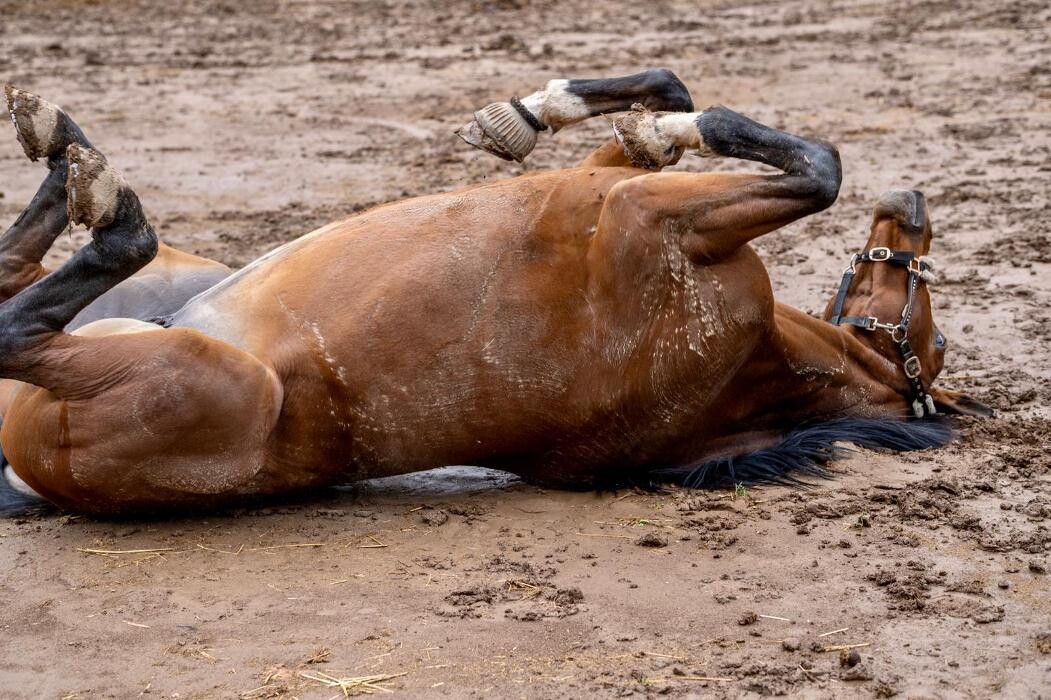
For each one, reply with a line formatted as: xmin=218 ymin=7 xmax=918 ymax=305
xmin=1 ymin=446 xmax=49 ymax=517
xmin=650 ymin=417 xmax=954 ymax=489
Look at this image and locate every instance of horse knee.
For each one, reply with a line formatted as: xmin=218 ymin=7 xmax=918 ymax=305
xmin=641 ymin=68 xmax=694 ymax=112
xmin=695 ymin=106 xmax=842 ymax=210
xmin=0 ymin=311 xmax=51 ymax=375
xmin=802 ymin=140 xmax=842 ymax=211
xmin=602 ymin=176 xmax=667 ymax=231
xmin=0 ymin=263 xmax=46 ymax=303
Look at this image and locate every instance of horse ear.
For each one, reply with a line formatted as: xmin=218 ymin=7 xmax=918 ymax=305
xmin=930 ymin=387 xmax=995 ymax=417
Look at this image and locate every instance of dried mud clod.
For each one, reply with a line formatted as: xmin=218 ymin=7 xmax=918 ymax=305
xmin=840 ymin=662 xmax=874 ymax=681
xmin=416 ymin=507 xmax=448 ymax=527
xmin=436 ymin=554 xmax=582 ymax=621
xmin=635 ymin=531 xmax=668 ymax=548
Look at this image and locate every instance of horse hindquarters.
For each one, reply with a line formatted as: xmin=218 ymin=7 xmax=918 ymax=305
xmin=0 ymin=145 xmax=283 ymax=515
xmin=1 ymin=325 xmax=283 ymax=515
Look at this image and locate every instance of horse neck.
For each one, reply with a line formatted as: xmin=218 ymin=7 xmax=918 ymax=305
xmin=752 ymin=302 xmax=912 ymax=421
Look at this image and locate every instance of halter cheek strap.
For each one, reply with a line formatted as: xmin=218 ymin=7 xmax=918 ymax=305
xmin=828 ymin=247 xmax=938 ymax=418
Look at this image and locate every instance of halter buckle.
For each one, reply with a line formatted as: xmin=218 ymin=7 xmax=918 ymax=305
xmin=903 ymin=356 xmax=922 ymax=379
xmin=844 ymin=253 xmax=859 ymax=275
xmin=868 ymin=247 xmax=891 ymax=261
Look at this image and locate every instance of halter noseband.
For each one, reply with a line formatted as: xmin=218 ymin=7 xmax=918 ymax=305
xmin=828 ymin=246 xmax=937 ymax=418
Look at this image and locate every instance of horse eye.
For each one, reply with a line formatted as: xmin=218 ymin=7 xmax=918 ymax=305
xmin=935 ymin=332 xmax=947 ymax=348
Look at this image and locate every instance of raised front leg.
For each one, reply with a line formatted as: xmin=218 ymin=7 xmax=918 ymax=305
xmin=0 ymin=87 xmax=93 ymax=302
xmin=602 ymin=106 xmax=842 ymax=262
xmin=455 ymin=68 xmax=694 ymax=163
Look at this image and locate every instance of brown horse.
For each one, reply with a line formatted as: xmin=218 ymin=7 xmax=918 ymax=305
xmin=0 ymin=71 xmax=989 ymax=516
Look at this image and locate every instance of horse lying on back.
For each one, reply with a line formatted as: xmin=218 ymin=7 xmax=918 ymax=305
xmin=0 ymin=70 xmax=990 ymax=516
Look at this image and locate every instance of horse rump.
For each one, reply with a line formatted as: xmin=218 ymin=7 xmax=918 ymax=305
xmin=650 ymin=417 xmax=954 ymax=489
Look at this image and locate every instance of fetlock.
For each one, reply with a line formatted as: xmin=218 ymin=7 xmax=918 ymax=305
xmin=611 ymin=105 xmax=685 ymax=170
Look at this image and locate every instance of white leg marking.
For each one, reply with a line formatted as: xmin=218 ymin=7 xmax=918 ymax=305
xmin=612 ymin=109 xmax=717 ymax=168
xmin=654 ymin=112 xmax=712 ymax=153
xmin=519 ymin=80 xmax=592 ymax=132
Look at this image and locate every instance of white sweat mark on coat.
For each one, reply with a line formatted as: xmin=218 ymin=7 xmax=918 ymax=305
xmin=308 ymin=320 xmax=349 ymax=388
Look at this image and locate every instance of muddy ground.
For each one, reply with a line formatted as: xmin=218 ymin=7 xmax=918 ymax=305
xmin=1 ymin=0 xmax=1050 ymax=697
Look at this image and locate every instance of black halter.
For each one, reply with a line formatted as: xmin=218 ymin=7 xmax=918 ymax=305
xmin=828 ymin=246 xmax=937 ymax=418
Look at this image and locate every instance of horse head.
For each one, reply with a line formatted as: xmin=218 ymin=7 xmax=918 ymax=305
xmin=824 ymin=190 xmax=992 ymax=417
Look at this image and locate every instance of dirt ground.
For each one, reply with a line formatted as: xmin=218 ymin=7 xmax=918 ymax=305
xmin=1 ymin=0 xmax=1050 ymax=697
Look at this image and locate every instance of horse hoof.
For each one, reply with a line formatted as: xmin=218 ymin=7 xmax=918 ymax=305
xmin=65 ymin=144 xmax=126 ymax=230
xmin=4 ymin=86 xmax=76 ymax=162
xmin=455 ymin=101 xmax=538 ymax=162
xmin=611 ymin=104 xmax=684 ymax=170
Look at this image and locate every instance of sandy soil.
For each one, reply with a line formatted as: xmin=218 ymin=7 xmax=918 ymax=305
xmin=1 ymin=0 xmax=1050 ymax=697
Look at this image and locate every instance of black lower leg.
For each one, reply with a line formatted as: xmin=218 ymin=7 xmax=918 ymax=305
xmin=0 ymin=160 xmax=157 ymax=375
xmin=0 ymin=89 xmax=94 ymax=300
xmin=0 ymin=165 xmax=70 ymax=296
xmin=564 ymin=68 xmax=695 ymax=116
xmin=696 ymin=107 xmax=841 ymax=207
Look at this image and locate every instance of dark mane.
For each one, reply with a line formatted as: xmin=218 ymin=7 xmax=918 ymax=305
xmin=650 ymin=417 xmax=954 ymax=489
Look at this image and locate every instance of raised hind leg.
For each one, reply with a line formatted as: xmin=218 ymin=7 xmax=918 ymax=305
xmin=0 ymin=87 xmax=92 ymax=302
xmin=0 ymin=86 xmax=232 ymax=322
xmin=455 ymin=68 xmax=695 ymax=165
xmin=0 ymin=149 xmax=281 ymax=515
xmin=0 ymin=144 xmax=159 ymax=364
xmin=0 ymin=89 xmax=231 ymax=507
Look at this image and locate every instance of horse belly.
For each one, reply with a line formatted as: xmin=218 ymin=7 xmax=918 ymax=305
xmin=166 ymin=169 xmax=643 ymax=480
xmin=265 ymin=265 xmax=597 ymax=479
